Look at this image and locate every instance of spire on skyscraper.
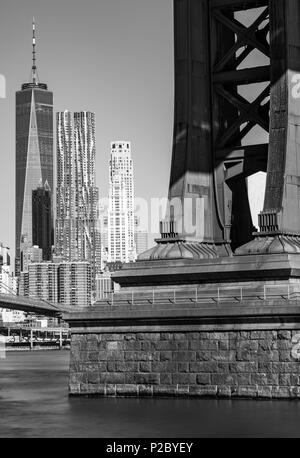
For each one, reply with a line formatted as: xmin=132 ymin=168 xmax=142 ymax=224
xmin=31 ymin=17 xmax=38 ymax=84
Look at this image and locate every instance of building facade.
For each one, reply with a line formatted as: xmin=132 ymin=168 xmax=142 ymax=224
xmin=108 ymin=142 xmax=136 ymax=263
xmin=20 ymin=239 xmax=43 ymax=273
xmin=27 ymin=262 xmax=58 ymax=302
xmin=19 ymin=261 xmax=91 ymax=307
xmin=134 ymin=215 xmax=149 ymax=257
xmin=95 ymin=270 xmax=114 ymax=302
xmin=15 ymin=21 xmax=53 ymax=275
xmin=0 ymin=244 xmax=24 ymax=323
xmin=32 ymin=181 xmax=53 ymax=261
xmin=55 ymin=111 xmax=101 ymax=282
xmin=58 ymin=262 xmax=91 ymax=307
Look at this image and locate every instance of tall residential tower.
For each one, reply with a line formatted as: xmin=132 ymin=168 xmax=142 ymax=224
xmin=55 ymin=111 xmax=101 ymax=280
xmin=108 ymin=141 xmax=136 ymax=263
xmin=15 ymin=19 xmax=53 ymax=275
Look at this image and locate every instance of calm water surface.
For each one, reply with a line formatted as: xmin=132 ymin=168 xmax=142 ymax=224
xmin=1 ymin=351 xmax=300 ymax=438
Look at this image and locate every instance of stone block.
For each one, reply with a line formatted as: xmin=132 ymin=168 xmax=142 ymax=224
xmin=106 ymin=350 xmax=124 ymax=361
xmin=135 ymin=373 xmax=160 ymax=385
xmin=123 ymin=341 xmax=141 ymax=351
xmin=69 ymin=382 xmax=81 ymax=395
xmin=195 ymin=351 xmax=212 ymax=362
xmin=161 ymin=333 xmax=173 ymax=340
xmin=155 ymin=341 xmax=174 ymax=351
xmin=138 ymin=385 xmax=153 ymax=396
xmin=140 ymin=362 xmax=151 ymax=373
xmin=197 ymin=373 xmax=211 ymax=385
xmin=143 ymin=341 xmax=157 ymax=352
xmin=178 ymin=363 xmax=189 ymax=373
xmin=236 ymin=386 xmax=258 ymax=398
xmin=189 ymin=386 xmax=218 ymax=397
xmin=291 ymin=374 xmax=300 ymax=385
xmin=229 ymin=362 xmax=257 ymax=373
xmin=173 ymin=333 xmax=187 ymax=340
xmin=172 ymin=373 xmax=196 ymax=386
xmin=137 ymin=333 xmax=161 ymax=341
xmin=257 ymin=386 xmax=272 ymax=399
xmin=160 ymin=373 xmax=172 ymax=385
xmin=217 ymin=362 xmax=230 ymax=373
xmin=87 ymin=370 xmax=99 ymax=385
xmin=190 ymin=332 xmax=201 ymax=340
xmin=279 ymin=351 xmax=292 ymax=362
xmin=176 ymin=386 xmax=190 ymax=397
xmin=104 ymin=373 xmax=125 ymax=384
xmin=272 ymin=387 xmax=291 ymax=398
xmin=116 ymin=385 xmax=138 ymax=396
xmin=217 ymin=386 xmax=232 ymax=398
xmin=176 ymin=341 xmax=189 ymax=350
xmin=105 ymin=384 xmax=116 ymax=396
xmin=237 ymin=374 xmax=252 ymax=385
xmin=173 ymin=351 xmax=196 ymax=362
xmin=152 ymin=362 xmax=177 ymax=373
xmin=290 ymin=387 xmax=300 ymax=398
xmin=211 ymin=351 xmax=236 ymax=362
xmin=279 ymin=374 xmax=291 ymax=386
xmin=160 ymin=351 xmax=173 ymax=362
xmin=153 ymin=385 xmax=177 ymax=396
xmin=278 ymin=331 xmax=292 ymax=340
xmin=211 ymin=373 xmax=237 ymax=386
xmin=190 ymin=362 xmax=218 ymax=373
xmin=219 ymin=340 xmax=229 ymax=351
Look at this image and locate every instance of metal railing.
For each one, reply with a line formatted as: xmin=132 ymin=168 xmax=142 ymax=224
xmin=94 ymin=284 xmax=300 ymax=309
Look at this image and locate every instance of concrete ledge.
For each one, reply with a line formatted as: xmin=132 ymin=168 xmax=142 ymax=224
xmin=113 ymin=253 xmax=300 ymax=287
xmin=64 ymin=301 xmax=300 ymax=332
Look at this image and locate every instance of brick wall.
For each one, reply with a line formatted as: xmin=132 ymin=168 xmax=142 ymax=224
xmin=69 ymin=330 xmax=300 ymax=398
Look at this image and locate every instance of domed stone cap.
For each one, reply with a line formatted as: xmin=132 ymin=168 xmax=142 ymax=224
xmin=235 ymin=235 xmax=300 ymax=256
xmin=138 ymin=242 xmax=232 ymax=261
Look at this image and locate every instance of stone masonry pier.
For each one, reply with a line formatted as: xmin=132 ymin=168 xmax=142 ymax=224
xmin=65 ymin=300 xmax=300 ymax=399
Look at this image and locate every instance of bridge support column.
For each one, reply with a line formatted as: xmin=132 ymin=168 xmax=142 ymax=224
xmin=30 ymin=329 xmax=33 ymax=350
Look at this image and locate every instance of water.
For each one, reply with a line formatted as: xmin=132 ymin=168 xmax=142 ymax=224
xmin=1 ymin=351 xmax=300 ymax=438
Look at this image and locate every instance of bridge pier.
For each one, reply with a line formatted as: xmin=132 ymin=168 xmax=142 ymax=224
xmin=65 ymin=255 xmax=300 ymax=399
xmin=66 ymin=303 xmax=300 ymax=399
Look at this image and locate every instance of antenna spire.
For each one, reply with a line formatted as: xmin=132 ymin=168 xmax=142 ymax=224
xmin=31 ymin=17 xmax=37 ymax=84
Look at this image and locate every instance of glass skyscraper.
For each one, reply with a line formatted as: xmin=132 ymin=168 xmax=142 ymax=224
xmin=15 ymin=20 xmax=53 ymax=275
xmin=32 ymin=181 xmax=53 ymax=261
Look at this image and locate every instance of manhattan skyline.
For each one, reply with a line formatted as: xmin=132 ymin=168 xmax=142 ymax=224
xmin=0 ymin=0 xmax=174 ymax=264
xmin=0 ymin=0 xmax=267 ymax=266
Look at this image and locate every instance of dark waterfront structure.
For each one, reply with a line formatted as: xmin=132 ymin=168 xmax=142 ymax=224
xmin=32 ymin=182 xmax=53 ymax=261
xmin=15 ymin=20 xmax=53 ymax=275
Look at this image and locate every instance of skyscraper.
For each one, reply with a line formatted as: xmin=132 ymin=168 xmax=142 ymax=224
xmin=15 ymin=19 xmax=53 ymax=275
xmin=32 ymin=181 xmax=53 ymax=261
xmin=108 ymin=142 xmax=136 ymax=263
xmin=134 ymin=216 xmax=149 ymax=257
xmin=55 ymin=111 xmax=101 ymax=281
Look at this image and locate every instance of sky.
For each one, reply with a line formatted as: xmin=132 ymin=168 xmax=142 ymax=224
xmin=0 ymin=1 xmax=267 ymax=266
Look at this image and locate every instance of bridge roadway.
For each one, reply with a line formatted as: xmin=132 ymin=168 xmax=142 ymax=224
xmin=0 ymin=293 xmax=73 ymax=317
